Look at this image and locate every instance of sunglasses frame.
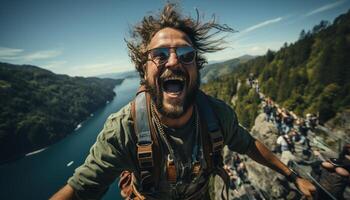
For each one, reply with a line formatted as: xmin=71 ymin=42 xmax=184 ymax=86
xmin=147 ymin=46 xmax=197 ymax=66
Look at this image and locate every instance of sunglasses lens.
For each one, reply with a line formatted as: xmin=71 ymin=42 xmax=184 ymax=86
xmin=178 ymin=47 xmax=195 ymax=64
xmin=149 ymin=47 xmax=195 ymax=65
xmin=150 ymin=48 xmax=169 ymax=64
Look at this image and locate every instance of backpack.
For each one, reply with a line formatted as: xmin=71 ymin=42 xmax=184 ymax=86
xmin=118 ymin=87 xmax=231 ymax=200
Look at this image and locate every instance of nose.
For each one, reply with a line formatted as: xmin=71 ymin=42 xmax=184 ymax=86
xmin=165 ymin=52 xmax=180 ymax=68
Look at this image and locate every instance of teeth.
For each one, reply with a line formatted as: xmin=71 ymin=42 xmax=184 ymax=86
xmin=163 ymin=76 xmax=185 ymax=82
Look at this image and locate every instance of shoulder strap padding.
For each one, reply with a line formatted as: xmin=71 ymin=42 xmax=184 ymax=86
xmin=196 ymin=90 xmax=224 ymax=170
xmin=132 ymin=89 xmax=161 ymax=190
xmin=197 ymin=91 xmax=231 ymax=199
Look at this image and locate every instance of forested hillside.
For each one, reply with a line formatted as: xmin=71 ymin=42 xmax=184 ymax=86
xmin=201 ymin=55 xmax=254 ymax=82
xmin=202 ymin=9 xmax=350 ymax=129
xmin=0 ymin=63 xmax=122 ymax=162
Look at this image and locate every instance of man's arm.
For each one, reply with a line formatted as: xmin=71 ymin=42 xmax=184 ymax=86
xmin=49 ymin=105 xmax=137 ymax=200
xmin=246 ymin=139 xmax=316 ymax=199
xmin=49 ymin=184 xmax=77 ymax=200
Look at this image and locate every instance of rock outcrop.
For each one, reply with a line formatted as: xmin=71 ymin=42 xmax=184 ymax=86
xmin=325 ymin=109 xmax=350 ymax=144
xmin=245 ymin=113 xmax=286 ymax=199
xmin=213 ymin=113 xmax=288 ymax=199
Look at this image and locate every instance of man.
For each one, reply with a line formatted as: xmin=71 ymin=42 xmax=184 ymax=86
xmin=50 ymin=4 xmax=315 ymax=200
xmin=277 ymin=132 xmax=296 ymax=165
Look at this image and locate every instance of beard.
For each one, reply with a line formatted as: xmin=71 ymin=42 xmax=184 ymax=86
xmin=145 ymin=68 xmax=200 ymax=119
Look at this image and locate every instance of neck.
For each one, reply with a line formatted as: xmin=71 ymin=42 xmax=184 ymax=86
xmin=155 ymin=105 xmax=194 ymax=128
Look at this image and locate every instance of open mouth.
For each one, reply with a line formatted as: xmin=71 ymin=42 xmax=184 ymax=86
xmin=161 ymin=76 xmax=186 ymax=94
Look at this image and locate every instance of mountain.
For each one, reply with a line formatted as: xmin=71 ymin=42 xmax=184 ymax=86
xmin=201 ymin=55 xmax=255 ymax=83
xmin=202 ymin=9 xmax=350 ymax=129
xmin=0 ymin=63 xmax=122 ymax=162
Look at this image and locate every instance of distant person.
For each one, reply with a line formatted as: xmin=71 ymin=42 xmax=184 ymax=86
xmin=306 ymin=113 xmax=318 ymax=131
xmin=298 ymin=119 xmax=309 ymax=136
xmin=277 ymin=133 xmax=296 ymax=165
xmin=275 ymin=112 xmax=284 ymax=135
xmin=294 ymin=131 xmax=311 ymax=160
xmin=263 ymin=102 xmax=272 ymax=122
xmin=283 ymin=111 xmax=294 ymax=134
xmin=50 ymin=3 xmax=315 ymax=200
xmin=271 ymin=104 xmax=277 ymax=123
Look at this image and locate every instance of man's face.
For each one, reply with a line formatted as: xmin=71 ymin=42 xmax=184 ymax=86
xmin=144 ymin=27 xmax=200 ymax=118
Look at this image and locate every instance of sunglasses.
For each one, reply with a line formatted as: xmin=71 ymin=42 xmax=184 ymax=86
xmin=147 ymin=46 xmax=196 ymax=66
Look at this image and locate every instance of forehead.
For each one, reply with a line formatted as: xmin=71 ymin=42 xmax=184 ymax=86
xmin=147 ymin=28 xmax=193 ymax=49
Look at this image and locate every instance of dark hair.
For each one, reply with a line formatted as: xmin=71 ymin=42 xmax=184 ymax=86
xmin=126 ymin=3 xmax=236 ymax=82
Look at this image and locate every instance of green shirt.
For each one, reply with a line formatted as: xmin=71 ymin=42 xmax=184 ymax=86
xmin=68 ymin=95 xmax=254 ymax=199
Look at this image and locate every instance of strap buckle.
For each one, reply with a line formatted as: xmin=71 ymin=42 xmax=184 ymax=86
xmin=137 ymin=142 xmax=153 ymax=169
xmin=210 ymin=132 xmax=224 ymax=153
xmin=167 ymin=154 xmax=177 ymax=184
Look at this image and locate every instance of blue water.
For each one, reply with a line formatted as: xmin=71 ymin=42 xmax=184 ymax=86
xmin=0 ymin=77 xmax=140 ymax=200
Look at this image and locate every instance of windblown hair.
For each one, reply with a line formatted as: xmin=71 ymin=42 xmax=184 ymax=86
xmin=126 ymin=3 xmax=236 ymax=82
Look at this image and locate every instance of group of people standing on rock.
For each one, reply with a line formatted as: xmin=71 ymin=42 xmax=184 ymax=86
xmin=260 ymin=94 xmax=350 ymax=199
xmin=262 ymin=98 xmax=313 ymax=160
xmin=223 ymin=154 xmax=248 ymax=188
xmin=222 ymin=153 xmax=266 ymax=200
xmin=248 ymin=74 xmax=260 ymax=94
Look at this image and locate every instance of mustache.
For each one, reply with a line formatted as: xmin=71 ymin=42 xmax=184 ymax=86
xmin=159 ymin=69 xmax=187 ymax=80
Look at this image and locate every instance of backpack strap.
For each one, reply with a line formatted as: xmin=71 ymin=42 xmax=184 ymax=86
xmin=135 ymin=92 xmax=153 ymax=165
xmin=130 ymin=88 xmax=229 ymax=199
xmin=196 ymin=90 xmax=224 ymax=170
xmin=196 ymin=90 xmax=230 ymax=200
xmin=132 ymin=89 xmax=161 ymax=192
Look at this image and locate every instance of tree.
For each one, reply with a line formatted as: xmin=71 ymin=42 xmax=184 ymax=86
xmin=299 ymin=29 xmax=306 ymax=40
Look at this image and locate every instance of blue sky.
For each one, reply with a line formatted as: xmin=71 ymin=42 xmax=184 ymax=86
xmin=0 ymin=0 xmax=349 ymax=77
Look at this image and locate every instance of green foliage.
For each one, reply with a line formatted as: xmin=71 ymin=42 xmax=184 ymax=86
xmin=234 ymin=10 xmax=350 ymax=123
xmin=202 ymin=9 xmax=350 ymax=129
xmin=0 ymin=63 xmax=122 ymax=161
xmin=201 ymin=73 xmax=238 ymax=105
xmin=235 ymin=84 xmax=260 ymax=129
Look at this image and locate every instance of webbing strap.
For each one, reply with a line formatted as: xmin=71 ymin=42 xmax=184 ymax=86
xmin=135 ymin=92 xmax=152 ymax=145
xmin=135 ymin=92 xmax=154 ymax=170
xmin=196 ymin=91 xmax=224 ymax=155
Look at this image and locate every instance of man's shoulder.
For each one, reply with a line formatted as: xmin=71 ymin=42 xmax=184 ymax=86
xmin=204 ymin=93 xmax=234 ymax=117
xmin=104 ymin=102 xmax=133 ymax=131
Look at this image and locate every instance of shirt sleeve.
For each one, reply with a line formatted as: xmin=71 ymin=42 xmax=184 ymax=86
xmin=210 ymin=97 xmax=255 ymax=154
xmin=67 ymin=105 xmax=137 ymax=199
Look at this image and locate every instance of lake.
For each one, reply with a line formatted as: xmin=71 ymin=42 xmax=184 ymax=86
xmin=0 ymin=77 xmax=140 ymax=200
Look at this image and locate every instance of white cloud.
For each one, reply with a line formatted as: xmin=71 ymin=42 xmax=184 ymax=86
xmin=23 ymin=50 xmax=62 ymax=61
xmin=0 ymin=47 xmax=24 ymax=58
xmin=242 ymin=17 xmax=283 ymax=34
xmin=0 ymin=47 xmax=62 ymax=62
xmin=305 ymin=1 xmax=346 ymax=17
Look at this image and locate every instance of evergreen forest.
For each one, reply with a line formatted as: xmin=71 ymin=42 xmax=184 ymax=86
xmin=202 ymin=10 xmax=350 ymax=129
xmin=0 ymin=63 xmax=122 ymax=162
